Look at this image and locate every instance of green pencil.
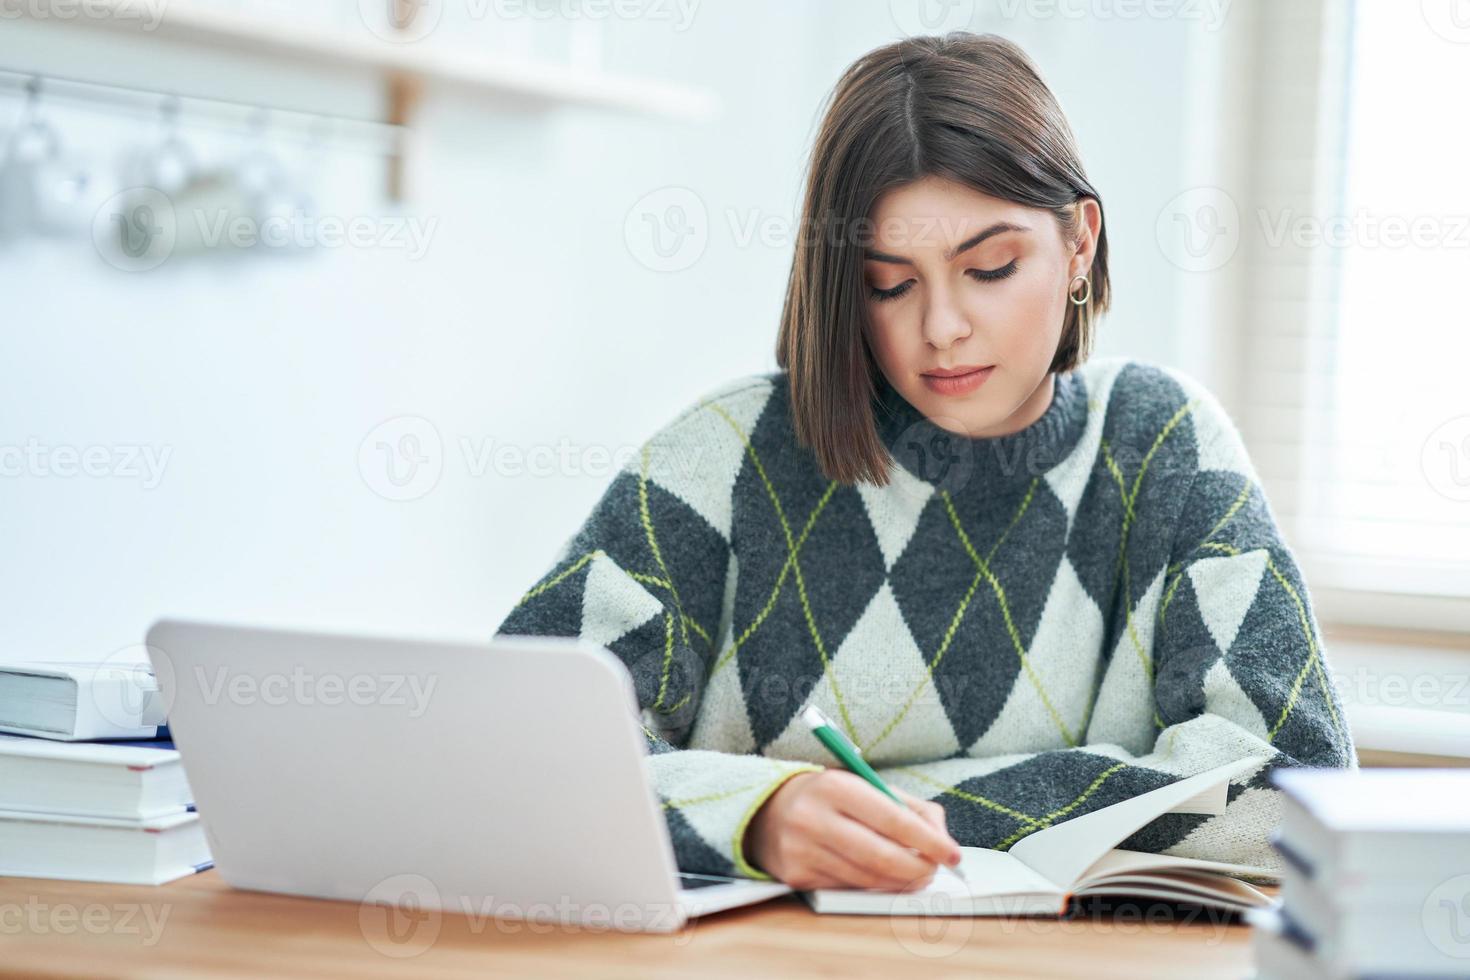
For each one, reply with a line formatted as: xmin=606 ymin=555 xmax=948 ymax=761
xmin=800 ymin=705 xmax=967 ymax=883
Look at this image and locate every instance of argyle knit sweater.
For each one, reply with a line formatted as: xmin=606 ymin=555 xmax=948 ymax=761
xmin=492 ymin=355 xmax=1356 ymax=880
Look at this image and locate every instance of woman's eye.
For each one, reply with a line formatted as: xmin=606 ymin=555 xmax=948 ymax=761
xmin=869 ymin=280 xmax=914 ymax=302
xmin=967 ymin=260 xmax=1019 ymax=282
xmin=869 ymin=261 xmax=1020 ymax=302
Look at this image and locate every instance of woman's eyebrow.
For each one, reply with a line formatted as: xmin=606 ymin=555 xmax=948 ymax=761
xmin=864 ymin=221 xmax=1030 ymax=264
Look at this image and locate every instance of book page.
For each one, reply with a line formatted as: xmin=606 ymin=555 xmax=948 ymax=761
xmin=1079 ymin=848 xmax=1277 ymax=882
xmin=803 ymin=846 xmax=1059 ymax=914
xmin=951 ymin=846 xmax=1061 ymax=897
xmin=1167 ymin=781 xmax=1229 ymax=816
xmin=1008 ymin=757 xmax=1260 ymax=889
xmin=1070 ymin=874 xmax=1269 ymax=911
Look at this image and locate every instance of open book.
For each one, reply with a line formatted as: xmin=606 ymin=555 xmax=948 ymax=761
xmin=801 ymin=757 xmax=1277 ymax=916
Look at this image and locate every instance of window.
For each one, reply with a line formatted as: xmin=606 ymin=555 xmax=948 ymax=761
xmin=1267 ymin=1 xmax=1470 ymax=602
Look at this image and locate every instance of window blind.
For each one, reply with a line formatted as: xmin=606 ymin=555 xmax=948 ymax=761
xmin=1228 ymin=0 xmax=1470 ymax=605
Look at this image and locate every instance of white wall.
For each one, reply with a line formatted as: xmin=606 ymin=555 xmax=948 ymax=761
xmin=0 ymin=0 xmax=1228 ymax=663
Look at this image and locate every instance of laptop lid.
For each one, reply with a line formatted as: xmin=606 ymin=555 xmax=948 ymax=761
xmin=144 ymin=619 xmax=692 ymax=932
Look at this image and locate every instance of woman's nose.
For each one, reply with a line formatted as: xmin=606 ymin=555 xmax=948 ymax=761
xmin=922 ymin=291 xmax=973 ymax=350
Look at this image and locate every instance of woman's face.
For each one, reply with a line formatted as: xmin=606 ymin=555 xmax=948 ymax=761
xmin=862 ymin=176 xmax=1100 ymax=439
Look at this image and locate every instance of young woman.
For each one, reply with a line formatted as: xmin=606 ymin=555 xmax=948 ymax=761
xmin=494 ymin=32 xmax=1354 ymax=894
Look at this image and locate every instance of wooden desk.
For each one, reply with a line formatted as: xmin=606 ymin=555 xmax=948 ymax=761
xmin=0 ymin=872 xmax=1264 ymax=979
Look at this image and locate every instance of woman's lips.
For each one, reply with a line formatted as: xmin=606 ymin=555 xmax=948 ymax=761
xmin=921 ymin=365 xmax=995 ymax=396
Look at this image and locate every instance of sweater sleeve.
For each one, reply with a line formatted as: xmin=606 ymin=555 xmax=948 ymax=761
xmin=491 ymin=390 xmax=822 ymax=880
xmin=875 ymin=383 xmax=1356 ymax=871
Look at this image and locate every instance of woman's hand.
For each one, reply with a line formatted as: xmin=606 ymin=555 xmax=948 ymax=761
xmin=743 ymin=769 xmax=964 ymax=891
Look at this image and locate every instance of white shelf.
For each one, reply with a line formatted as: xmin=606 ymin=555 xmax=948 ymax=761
xmin=21 ymin=1 xmax=719 ymax=123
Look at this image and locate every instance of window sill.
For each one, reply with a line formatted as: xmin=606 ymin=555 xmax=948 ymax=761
xmin=1313 ymin=583 xmax=1470 ymax=637
xmin=1346 ymin=704 xmax=1470 ymax=766
xmin=1323 ymin=629 xmax=1470 ymax=766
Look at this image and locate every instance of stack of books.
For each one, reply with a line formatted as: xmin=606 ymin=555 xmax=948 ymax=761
xmin=0 ymin=661 xmax=211 ymax=885
xmin=1252 ymin=768 xmax=1470 ymax=979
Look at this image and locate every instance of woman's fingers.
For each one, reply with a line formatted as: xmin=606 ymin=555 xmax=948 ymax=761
xmin=827 ymin=774 xmax=962 ymax=870
xmin=895 ymin=788 xmax=949 ymax=835
xmin=747 ymin=768 xmax=959 ymax=892
xmin=825 ymin=842 xmax=936 ymax=892
xmin=797 ymin=839 xmax=938 ymax=893
xmin=820 ymin=811 xmax=943 ymax=889
xmin=812 ymin=840 xmax=911 ymax=891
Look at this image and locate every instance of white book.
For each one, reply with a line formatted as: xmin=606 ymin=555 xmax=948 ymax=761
xmin=0 ymin=661 xmax=164 ymax=740
xmin=802 ymin=758 xmax=1276 ymax=916
xmin=1266 ymin=768 xmax=1470 ymax=979
xmin=0 ymin=807 xmax=212 ymax=886
xmin=1249 ymin=908 xmax=1326 ymax=980
xmin=0 ymin=733 xmax=192 ymax=819
xmin=1272 ymin=768 xmax=1470 ymax=889
xmin=1277 ymin=870 xmax=1470 ymax=978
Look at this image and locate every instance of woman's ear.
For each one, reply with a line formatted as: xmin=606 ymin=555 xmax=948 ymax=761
xmin=1069 ymin=198 xmax=1103 ymax=280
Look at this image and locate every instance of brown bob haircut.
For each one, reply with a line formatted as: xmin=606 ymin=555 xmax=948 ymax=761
xmin=775 ymin=31 xmax=1111 ymax=488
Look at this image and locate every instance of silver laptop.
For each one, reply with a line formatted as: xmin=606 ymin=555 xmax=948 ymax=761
xmin=144 ymin=619 xmax=792 ymax=933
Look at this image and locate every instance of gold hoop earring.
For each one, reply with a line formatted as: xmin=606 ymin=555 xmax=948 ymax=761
xmin=1069 ymin=274 xmax=1091 ymax=306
